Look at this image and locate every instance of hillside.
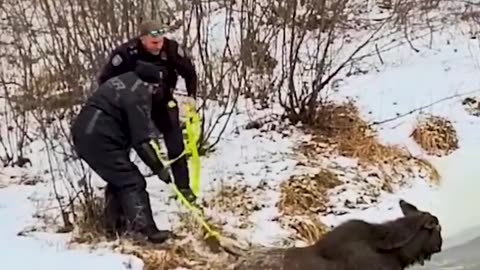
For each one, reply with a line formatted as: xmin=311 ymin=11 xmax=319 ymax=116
xmin=1 ymin=0 xmax=480 ymax=269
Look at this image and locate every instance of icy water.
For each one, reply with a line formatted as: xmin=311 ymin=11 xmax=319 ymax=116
xmin=412 ymin=148 xmax=480 ymax=270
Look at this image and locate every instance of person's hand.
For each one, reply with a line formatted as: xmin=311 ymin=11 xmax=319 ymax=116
xmin=185 ymin=96 xmax=196 ymax=111
xmin=157 ymin=169 xmax=172 ymax=184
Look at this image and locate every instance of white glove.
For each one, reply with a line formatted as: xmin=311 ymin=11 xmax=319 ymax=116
xmin=185 ymin=96 xmax=196 ymax=111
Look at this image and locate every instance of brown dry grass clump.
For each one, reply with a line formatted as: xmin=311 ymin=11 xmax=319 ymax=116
xmin=202 ymin=185 xmax=263 ymax=229
xmin=71 ymin=195 xmax=108 ymax=244
xmin=310 ymin=101 xmax=411 ymax=165
xmin=279 ymin=215 xmax=329 ymax=245
xmin=278 ymin=169 xmax=342 ymax=216
xmin=117 ymin=238 xmax=222 ymax=270
xmin=117 ymin=212 xmax=240 ymax=270
xmin=274 ymin=169 xmax=337 ymax=245
xmin=302 ymin=100 xmax=441 ymax=184
xmin=410 ymin=114 xmax=459 ymax=157
xmin=115 ymin=235 xmax=235 ymax=270
xmin=120 ymin=245 xmax=182 ymax=270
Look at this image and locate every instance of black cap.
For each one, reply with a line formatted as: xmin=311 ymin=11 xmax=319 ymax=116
xmin=134 ymin=60 xmax=163 ymax=83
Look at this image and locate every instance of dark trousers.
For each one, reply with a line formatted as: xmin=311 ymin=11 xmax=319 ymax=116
xmin=151 ymin=97 xmax=190 ymax=190
xmin=71 ymin=107 xmax=158 ymax=235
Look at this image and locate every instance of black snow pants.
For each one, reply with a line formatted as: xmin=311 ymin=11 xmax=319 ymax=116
xmin=71 ymin=106 xmax=159 ymax=237
xmin=151 ymin=96 xmax=190 ymax=190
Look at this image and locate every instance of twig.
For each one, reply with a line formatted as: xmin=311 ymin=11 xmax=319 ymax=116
xmin=375 ymin=43 xmax=384 ymax=65
xmin=369 ymin=89 xmax=480 ymax=127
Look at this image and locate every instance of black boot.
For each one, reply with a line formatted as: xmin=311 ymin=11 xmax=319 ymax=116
xmin=117 ymin=187 xmax=173 ymax=244
xmin=178 ymin=187 xmax=197 ymax=204
xmin=102 ymin=185 xmax=125 ymax=238
xmin=175 ymin=187 xmax=203 ymax=211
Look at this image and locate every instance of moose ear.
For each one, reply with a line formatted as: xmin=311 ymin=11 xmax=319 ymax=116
xmin=423 ymin=216 xmax=441 ymax=230
xmin=399 ymin=199 xmax=419 ymax=216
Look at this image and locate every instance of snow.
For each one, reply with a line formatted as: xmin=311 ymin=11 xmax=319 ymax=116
xmin=0 ymin=171 xmax=143 ymax=270
xmin=2 ymin=3 xmax=480 ymax=270
xmin=324 ymin=26 xmax=480 ymax=240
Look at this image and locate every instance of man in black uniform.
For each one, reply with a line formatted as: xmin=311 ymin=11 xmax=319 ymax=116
xmin=71 ymin=61 xmax=176 ymax=243
xmin=97 ymin=20 xmax=198 ymax=204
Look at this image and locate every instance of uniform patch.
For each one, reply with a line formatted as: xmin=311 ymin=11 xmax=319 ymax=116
xmin=111 ymin=54 xmax=123 ymax=66
xmin=109 ymin=77 xmax=126 ymax=90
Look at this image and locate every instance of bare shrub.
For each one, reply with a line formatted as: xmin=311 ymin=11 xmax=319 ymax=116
xmin=0 ymin=0 xmax=246 ymax=236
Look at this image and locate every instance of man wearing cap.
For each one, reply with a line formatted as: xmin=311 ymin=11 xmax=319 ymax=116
xmin=72 ymin=61 xmax=178 ymax=243
xmin=97 ymin=20 xmax=198 ymax=204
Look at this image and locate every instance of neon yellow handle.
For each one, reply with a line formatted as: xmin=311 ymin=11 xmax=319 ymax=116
xmin=184 ymin=103 xmax=201 ymax=197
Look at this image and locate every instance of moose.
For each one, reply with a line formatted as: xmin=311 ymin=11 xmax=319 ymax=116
xmin=234 ymin=199 xmax=443 ymax=270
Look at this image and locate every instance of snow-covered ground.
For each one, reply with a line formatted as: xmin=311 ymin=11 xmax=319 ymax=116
xmin=2 ymin=5 xmax=480 ymax=270
xmin=324 ymin=24 xmax=480 ymax=238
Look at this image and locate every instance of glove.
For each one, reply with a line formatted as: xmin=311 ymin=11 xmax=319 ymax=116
xmin=185 ymin=96 xmax=196 ymax=111
xmin=157 ymin=168 xmax=172 ymax=184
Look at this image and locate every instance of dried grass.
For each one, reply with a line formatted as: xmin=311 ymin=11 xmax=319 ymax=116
xmin=71 ymin=195 xmax=108 ymax=244
xmin=310 ymin=101 xmax=411 ymax=165
xmin=278 ymin=169 xmax=341 ymax=216
xmin=410 ymin=114 xmax=459 ymax=157
xmin=302 ymin=100 xmax=441 ymax=184
xmin=115 ymin=212 xmax=242 ymax=270
xmin=202 ymin=185 xmax=262 ymax=228
xmin=279 ymin=215 xmax=329 ymax=245
xmin=69 ymin=197 xmax=239 ymax=270
xmin=116 ymin=238 xmax=233 ymax=270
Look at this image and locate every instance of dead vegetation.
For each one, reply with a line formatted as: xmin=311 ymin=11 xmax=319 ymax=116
xmin=278 ymin=169 xmax=342 ymax=216
xmin=306 ymin=101 xmax=410 ymax=165
xmin=279 ymin=215 xmax=330 ymax=245
xmin=275 ymin=169 xmax=336 ymax=245
xmin=300 ymin=100 xmax=440 ymax=184
xmin=0 ymin=0 xmax=469 ymax=268
xmin=410 ymin=114 xmax=459 ymax=157
xmin=70 ymin=194 xmax=108 ymax=244
xmin=115 ymin=234 xmax=237 ymax=270
xmin=201 ymin=185 xmax=262 ymax=228
xmin=462 ymin=96 xmax=480 ymax=117
xmin=68 ymin=192 xmax=243 ymax=269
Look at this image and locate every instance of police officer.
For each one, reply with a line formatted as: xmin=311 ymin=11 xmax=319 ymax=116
xmin=97 ymin=19 xmax=198 ymax=204
xmin=71 ymin=61 xmax=176 ymax=243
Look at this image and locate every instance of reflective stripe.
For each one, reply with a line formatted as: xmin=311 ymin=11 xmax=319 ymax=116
xmin=85 ymin=109 xmax=101 ymax=134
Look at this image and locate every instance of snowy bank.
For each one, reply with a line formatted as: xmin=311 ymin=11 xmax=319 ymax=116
xmin=1 ymin=2 xmax=480 ymax=270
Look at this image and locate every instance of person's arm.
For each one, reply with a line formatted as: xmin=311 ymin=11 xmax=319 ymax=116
xmin=167 ymin=40 xmax=198 ymax=98
xmin=98 ymin=47 xmax=132 ymax=85
xmin=122 ymin=80 xmax=171 ymax=182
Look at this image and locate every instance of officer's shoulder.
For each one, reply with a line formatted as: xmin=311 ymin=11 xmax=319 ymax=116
xmin=113 ymin=38 xmax=140 ymax=55
xmin=164 ymin=37 xmax=178 ymax=47
xmin=165 ymin=38 xmax=189 ymax=59
xmin=105 ymin=72 xmax=137 ymax=89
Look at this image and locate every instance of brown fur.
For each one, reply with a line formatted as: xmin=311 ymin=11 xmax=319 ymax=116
xmin=234 ymin=200 xmax=443 ymax=270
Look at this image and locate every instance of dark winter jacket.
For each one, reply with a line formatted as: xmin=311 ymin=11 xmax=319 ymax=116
xmin=97 ymin=37 xmax=197 ymax=98
xmin=83 ymin=71 xmax=157 ymax=148
xmin=72 ymin=70 xmax=167 ymax=175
